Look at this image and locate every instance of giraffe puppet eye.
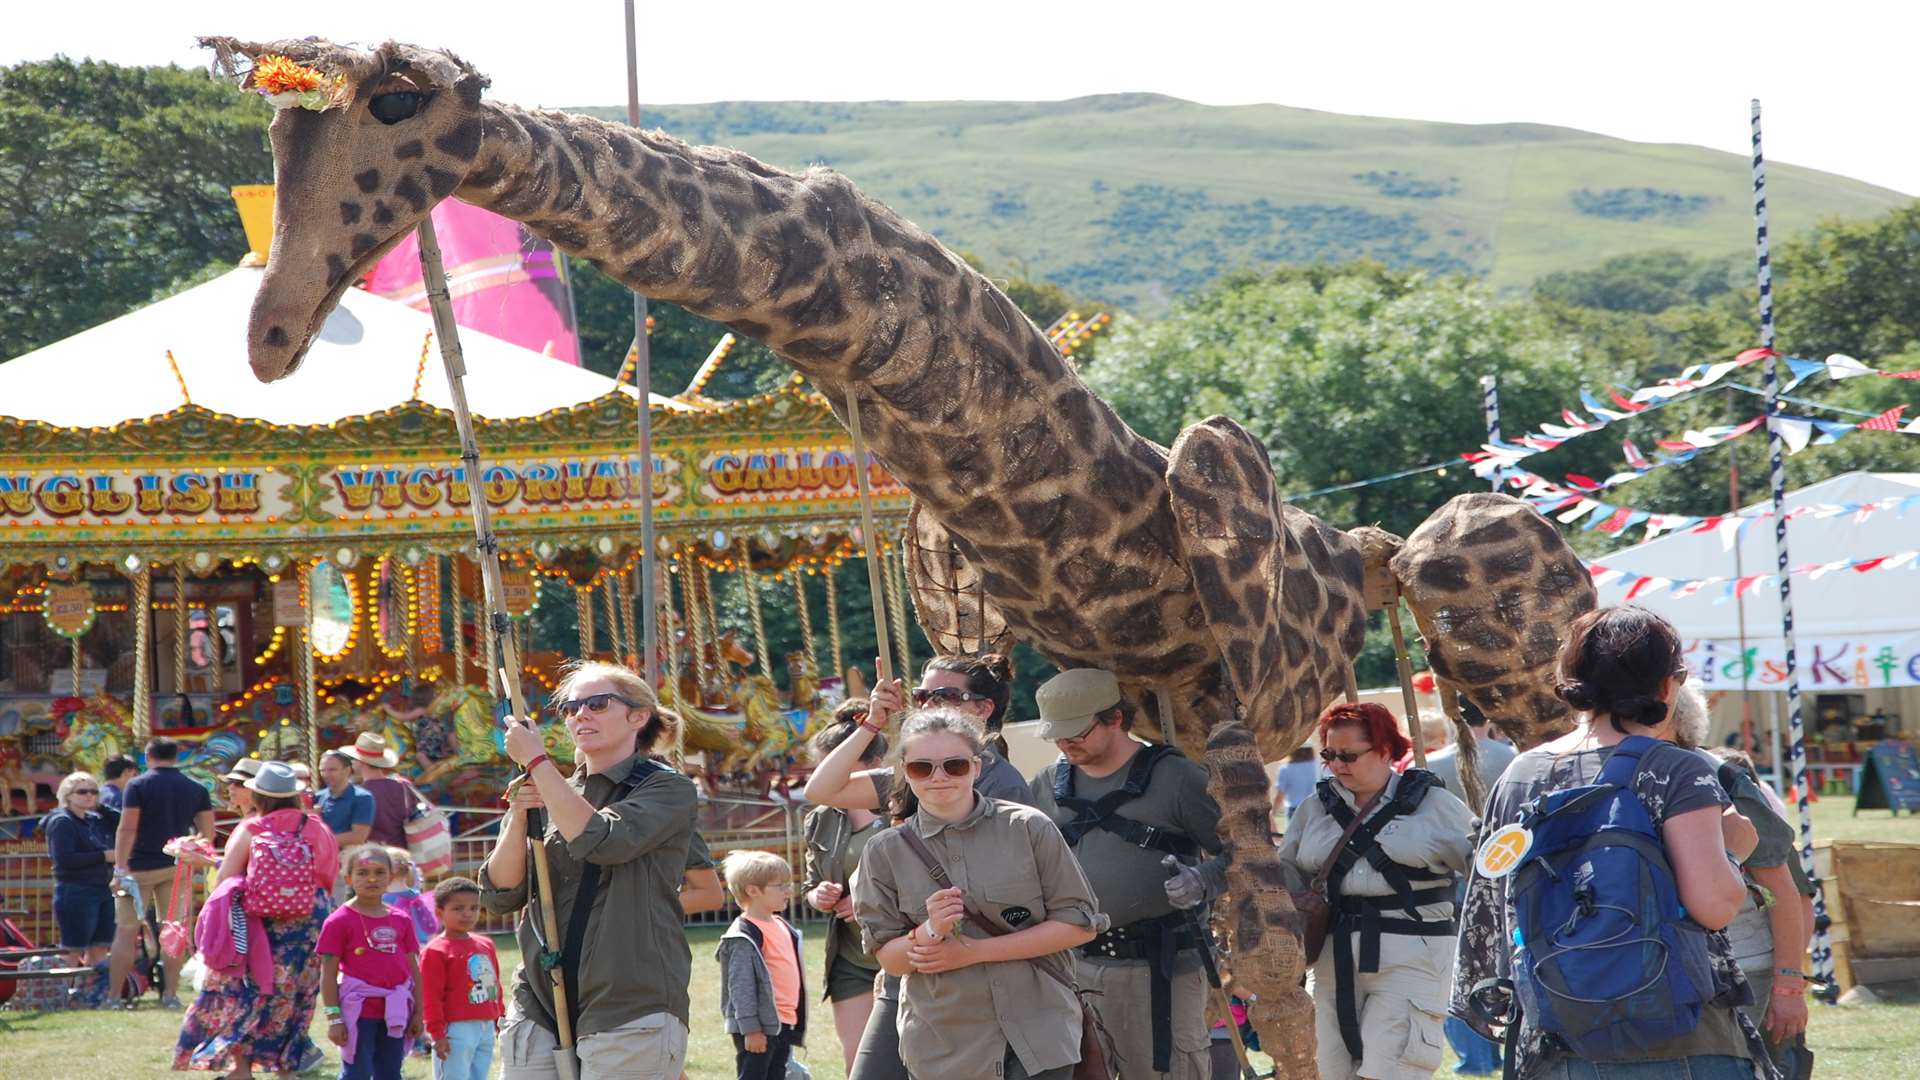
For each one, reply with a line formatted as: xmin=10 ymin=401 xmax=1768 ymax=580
xmin=368 ymin=91 xmax=424 ymax=125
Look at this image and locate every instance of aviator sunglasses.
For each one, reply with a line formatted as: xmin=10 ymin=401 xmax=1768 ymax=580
xmin=554 ymin=692 xmax=643 ymax=717
xmin=903 ymin=756 xmax=977 ymax=780
xmin=909 ymin=686 xmax=991 ymax=707
xmin=1319 ymin=748 xmax=1372 ymax=765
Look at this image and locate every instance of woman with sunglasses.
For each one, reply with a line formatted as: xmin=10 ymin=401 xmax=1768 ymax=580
xmin=803 ymin=654 xmax=1033 ymax=816
xmin=45 ymin=771 xmax=126 ymax=974
xmin=801 ymin=657 xmax=1035 ymax=1080
xmin=1277 ymin=702 xmax=1472 ymax=1080
xmin=1450 ymin=607 xmax=1767 ymax=1080
xmin=853 ymin=710 xmax=1104 ymax=1080
xmin=482 ymin=660 xmax=698 ymax=1080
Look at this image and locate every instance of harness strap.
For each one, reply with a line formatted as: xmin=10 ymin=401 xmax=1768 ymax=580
xmin=1080 ymin=913 xmax=1196 ymax=1071
xmin=1053 ymin=745 xmax=1197 ymax=855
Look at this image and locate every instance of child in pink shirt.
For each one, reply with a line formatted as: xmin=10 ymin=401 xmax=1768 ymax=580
xmin=318 ymin=846 xmax=424 ymax=1080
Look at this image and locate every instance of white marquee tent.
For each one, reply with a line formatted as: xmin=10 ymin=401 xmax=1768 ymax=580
xmin=1592 ymin=471 xmax=1920 ymax=754
xmin=0 ymin=266 xmax=687 ymax=426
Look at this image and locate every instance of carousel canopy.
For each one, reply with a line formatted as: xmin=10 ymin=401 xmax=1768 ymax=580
xmin=0 ymin=266 xmax=688 ymax=427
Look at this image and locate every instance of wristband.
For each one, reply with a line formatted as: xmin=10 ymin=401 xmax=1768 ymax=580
xmin=524 ymin=753 xmax=550 ymax=775
xmin=1775 ymin=967 xmax=1807 ymax=979
xmin=859 ymin=719 xmax=885 ymax=736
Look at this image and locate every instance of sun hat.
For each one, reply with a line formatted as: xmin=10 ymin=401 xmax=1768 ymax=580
xmin=1023 ymin=668 xmax=1123 ymax=741
xmin=243 ymin=760 xmax=307 ymax=797
xmin=337 ymin=731 xmax=400 ymax=769
xmin=221 ymin=757 xmax=264 ymax=783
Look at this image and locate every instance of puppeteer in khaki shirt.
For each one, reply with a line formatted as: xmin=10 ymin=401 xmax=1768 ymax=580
xmin=854 ymin=794 xmax=1109 ymax=1080
xmin=478 ymin=751 xmax=697 ymax=1037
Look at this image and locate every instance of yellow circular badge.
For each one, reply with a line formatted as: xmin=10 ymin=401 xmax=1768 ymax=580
xmin=1474 ymin=824 xmax=1533 ymax=879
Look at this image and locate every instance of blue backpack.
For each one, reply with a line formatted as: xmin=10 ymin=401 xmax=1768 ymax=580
xmin=1505 ymin=736 xmax=1719 ymax=1059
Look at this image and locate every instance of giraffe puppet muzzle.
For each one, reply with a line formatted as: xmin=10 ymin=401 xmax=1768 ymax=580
xmin=200 ymin=36 xmax=491 ymax=381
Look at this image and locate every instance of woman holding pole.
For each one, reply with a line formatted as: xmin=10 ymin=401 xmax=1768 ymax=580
xmin=480 ymin=659 xmax=697 ymax=1080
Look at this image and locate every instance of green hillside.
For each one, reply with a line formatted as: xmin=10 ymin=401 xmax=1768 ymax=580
xmin=578 ymin=95 xmax=1911 ymax=310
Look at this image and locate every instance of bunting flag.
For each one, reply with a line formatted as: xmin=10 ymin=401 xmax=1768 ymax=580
xmin=1858 ymin=405 xmax=1909 ymax=432
xmin=1500 ymin=468 xmax=1920 ymax=542
xmin=1467 ymin=347 xmax=1917 ymax=481
xmin=1586 ymin=549 xmax=1920 ymax=602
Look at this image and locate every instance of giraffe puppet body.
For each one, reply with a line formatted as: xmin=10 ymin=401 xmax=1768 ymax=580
xmin=209 ymin=38 xmax=1592 ymax=1073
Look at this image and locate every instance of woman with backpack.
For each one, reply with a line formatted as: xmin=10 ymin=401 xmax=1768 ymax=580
xmin=1449 ymin=607 xmax=1770 ymax=1080
xmin=851 ymin=708 xmax=1105 ymax=1080
xmin=1277 ymin=702 xmax=1473 ymax=1080
xmin=176 ymin=761 xmax=339 ymax=1078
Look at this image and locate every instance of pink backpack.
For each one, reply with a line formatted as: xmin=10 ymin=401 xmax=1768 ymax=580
xmin=243 ymin=815 xmax=317 ymax=920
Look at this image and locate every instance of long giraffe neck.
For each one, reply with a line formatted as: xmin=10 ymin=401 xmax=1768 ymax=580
xmin=458 ymin=103 xmax=1190 ymax=665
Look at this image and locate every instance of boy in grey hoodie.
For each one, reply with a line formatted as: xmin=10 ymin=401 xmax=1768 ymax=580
xmin=716 ymin=850 xmax=807 ymax=1080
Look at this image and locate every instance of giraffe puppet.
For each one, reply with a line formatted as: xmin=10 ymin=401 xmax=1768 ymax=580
xmin=205 ymin=38 xmax=1594 ymax=1072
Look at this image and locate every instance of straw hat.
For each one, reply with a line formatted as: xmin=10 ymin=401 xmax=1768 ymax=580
xmin=337 ymin=732 xmax=400 ymax=769
xmin=243 ymin=760 xmax=307 ymax=797
xmin=221 ymin=757 xmax=264 ymax=783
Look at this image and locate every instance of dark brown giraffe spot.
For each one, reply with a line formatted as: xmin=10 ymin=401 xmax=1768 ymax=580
xmin=603 ymin=199 xmax=664 ymax=253
xmin=353 ymin=168 xmax=382 ymax=193
xmin=395 ymin=140 xmax=425 ymax=160
xmin=392 ymin=174 xmax=428 ymax=212
xmin=263 ymin=325 xmax=288 ymax=347
xmin=454 ymin=75 xmax=484 ymax=108
xmin=467 ymin=156 xmax=506 ymax=189
xmin=435 ymin=121 xmax=483 ymax=162
xmin=349 ymin=232 xmax=379 ymax=258
xmin=372 ymin=202 xmax=395 ymax=226
xmin=338 ymin=201 xmax=362 ymax=226
xmin=422 ymin=166 xmax=460 ymax=199
xmin=1460 ymin=519 xmax=1520 ymax=546
xmin=1416 ymin=555 xmax=1473 ymax=593
xmin=325 ymin=254 xmax=347 ymax=284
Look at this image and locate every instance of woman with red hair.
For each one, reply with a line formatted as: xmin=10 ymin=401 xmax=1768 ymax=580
xmin=1278 ymin=703 xmax=1472 ymax=1080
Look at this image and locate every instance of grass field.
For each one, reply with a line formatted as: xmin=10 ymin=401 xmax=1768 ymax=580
xmin=4 ymin=798 xmax=1915 ymax=1079
xmin=572 ymin=96 xmax=1912 ymax=310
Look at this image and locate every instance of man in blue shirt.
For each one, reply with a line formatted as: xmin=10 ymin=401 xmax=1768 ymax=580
xmin=314 ymin=749 xmax=375 ymax=848
xmin=110 ymin=738 xmax=214 ymax=1007
xmin=100 ymin=756 xmax=137 ymax=813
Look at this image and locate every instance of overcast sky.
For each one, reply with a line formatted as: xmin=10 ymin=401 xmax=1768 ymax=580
xmin=11 ymin=1 xmax=1915 ymax=195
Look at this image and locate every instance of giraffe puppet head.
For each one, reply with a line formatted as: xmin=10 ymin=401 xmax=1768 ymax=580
xmin=201 ymin=37 xmax=490 ymax=382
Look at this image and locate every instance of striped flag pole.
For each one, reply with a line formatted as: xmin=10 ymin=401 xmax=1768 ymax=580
xmin=1752 ymin=99 xmax=1834 ymax=996
xmin=1480 ymin=373 xmax=1502 ymax=491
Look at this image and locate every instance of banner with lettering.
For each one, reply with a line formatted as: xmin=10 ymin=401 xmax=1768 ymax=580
xmin=1685 ymin=631 xmax=1920 ymax=690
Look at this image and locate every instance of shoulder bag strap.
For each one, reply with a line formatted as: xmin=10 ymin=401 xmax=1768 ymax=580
xmin=545 ymin=771 xmax=648 ymax=1031
xmin=896 ymin=826 xmax=1078 ymax=991
xmin=1311 ymin=787 xmax=1387 ymax=893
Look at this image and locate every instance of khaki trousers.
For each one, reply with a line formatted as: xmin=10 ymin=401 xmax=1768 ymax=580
xmin=112 ymin=864 xmax=195 ymax=997
xmin=1075 ymin=955 xmax=1212 ymax=1080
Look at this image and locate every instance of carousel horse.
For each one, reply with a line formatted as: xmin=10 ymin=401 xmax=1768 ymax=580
xmin=54 ymin=696 xmax=134 ymax=780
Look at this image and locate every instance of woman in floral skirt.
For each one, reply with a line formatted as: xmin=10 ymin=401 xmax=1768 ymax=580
xmin=176 ymin=761 xmax=339 ymax=1079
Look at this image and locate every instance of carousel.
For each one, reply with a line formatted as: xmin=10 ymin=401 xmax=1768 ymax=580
xmin=0 ymin=247 xmax=931 ymax=817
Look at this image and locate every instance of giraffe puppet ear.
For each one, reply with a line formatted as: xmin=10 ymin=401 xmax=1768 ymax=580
xmin=1165 ymin=416 xmax=1365 ymax=762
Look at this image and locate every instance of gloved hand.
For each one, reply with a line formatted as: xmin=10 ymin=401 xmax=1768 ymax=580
xmin=1162 ymin=854 xmax=1209 ymax=910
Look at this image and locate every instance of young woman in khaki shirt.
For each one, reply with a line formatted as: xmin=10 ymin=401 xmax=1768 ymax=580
xmin=854 ymin=709 xmax=1106 ymax=1080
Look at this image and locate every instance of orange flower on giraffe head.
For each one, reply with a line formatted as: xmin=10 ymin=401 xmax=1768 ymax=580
xmin=252 ymin=54 xmax=326 ymax=95
xmin=249 ymin=54 xmax=344 ymax=111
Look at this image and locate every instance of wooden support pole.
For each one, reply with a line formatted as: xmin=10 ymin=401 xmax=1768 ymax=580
xmin=845 ymin=392 xmax=893 ymax=685
xmin=1387 ymin=602 xmax=1429 ymax=770
xmin=417 ymin=217 xmax=575 ymax=1070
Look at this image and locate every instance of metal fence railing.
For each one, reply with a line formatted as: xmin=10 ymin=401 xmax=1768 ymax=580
xmin=3 ymin=795 xmax=814 ymax=946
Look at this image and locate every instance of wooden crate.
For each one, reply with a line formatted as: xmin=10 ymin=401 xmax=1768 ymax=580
xmin=1813 ymin=839 xmax=1920 ymax=992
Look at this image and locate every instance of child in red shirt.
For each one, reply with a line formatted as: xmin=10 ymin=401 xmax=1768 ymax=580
xmin=318 ymin=846 xmax=424 ymax=1080
xmin=421 ymin=876 xmax=502 ymax=1080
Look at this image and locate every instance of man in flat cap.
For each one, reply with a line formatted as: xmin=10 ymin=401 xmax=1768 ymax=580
xmin=1016 ymin=669 xmax=1229 ymax=1080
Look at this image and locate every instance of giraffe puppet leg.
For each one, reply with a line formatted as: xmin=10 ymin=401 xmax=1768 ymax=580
xmin=1204 ymin=712 xmax=1317 ymax=1080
